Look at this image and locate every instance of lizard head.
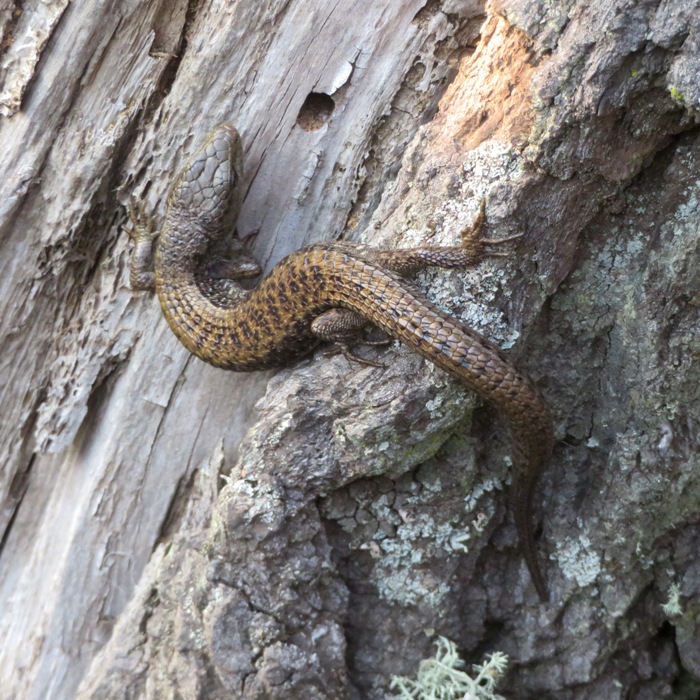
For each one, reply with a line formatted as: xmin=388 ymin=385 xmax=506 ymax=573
xmin=168 ymin=123 xmax=244 ymax=243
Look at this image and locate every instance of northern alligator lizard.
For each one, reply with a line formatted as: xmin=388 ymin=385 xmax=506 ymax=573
xmin=129 ymin=123 xmax=555 ymax=602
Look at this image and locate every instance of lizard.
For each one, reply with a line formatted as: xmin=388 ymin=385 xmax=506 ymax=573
xmin=129 ymin=123 xmax=555 ymax=602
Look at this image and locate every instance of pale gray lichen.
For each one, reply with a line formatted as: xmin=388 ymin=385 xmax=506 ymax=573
xmin=390 ymin=636 xmax=509 ymax=700
xmin=262 ymin=411 xmax=295 ymax=447
xmin=367 ymin=478 xmax=500 ymax=607
xmin=661 ymin=583 xmax=683 ymax=617
xmin=370 ymin=512 xmax=471 ymax=607
xmin=463 ymin=477 xmax=504 ymax=513
xmin=555 ymin=532 xmax=602 ymax=588
xmin=217 ymin=476 xmax=283 ymax=530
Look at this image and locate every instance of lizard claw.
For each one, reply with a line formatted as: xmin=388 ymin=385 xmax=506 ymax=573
xmin=126 ymin=199 xmax=158 ymax=243
xmin=339 ymin=344 xmax=386 ymax=369
xmin=318 ymin=341 xmax=387 ymax=369
xmin=460 ymin=199 xmax=523 ymax=261
xmin=459 ymin=198 xmax=486 ymax=246
xmin=240 ymin=228 xmax=261 ymax=249
xmin=480 ymin=232 xmax=524 ymax=246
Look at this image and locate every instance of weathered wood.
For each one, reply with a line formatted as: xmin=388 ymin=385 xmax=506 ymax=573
xmin=1 ymin=0 xmax=699 ymax=697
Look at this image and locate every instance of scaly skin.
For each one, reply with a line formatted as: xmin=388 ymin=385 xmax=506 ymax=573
xmin=130 ymin=123 xmax=554 ymax=602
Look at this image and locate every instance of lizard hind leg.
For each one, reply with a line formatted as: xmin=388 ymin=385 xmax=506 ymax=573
xmin=311 ymin=309 xmax=390 ymax=368
xmin=463 ymin=198 xmax=523 ymax=256
xmin=345 ymin=199 xmax=523 ymax=277
xmin=452 ymin=197 xmax=523 ymax=261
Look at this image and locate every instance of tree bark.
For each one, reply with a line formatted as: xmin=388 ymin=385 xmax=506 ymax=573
xmin=0 ymin=0 xmax=699 ymax=698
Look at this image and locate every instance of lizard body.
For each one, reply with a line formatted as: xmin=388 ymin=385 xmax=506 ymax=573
xmin=130 ymin=124 xmax=554 ymax=602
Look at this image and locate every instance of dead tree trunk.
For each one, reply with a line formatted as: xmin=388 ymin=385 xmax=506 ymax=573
xmin=0 ymin=0 xmax=699 ymax=698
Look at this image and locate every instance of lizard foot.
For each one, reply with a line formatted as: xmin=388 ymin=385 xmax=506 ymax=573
xmin=127 ymin=199 xmax=159 ymax=291
xmin=460 ymin=198 xmax=523 ymax=261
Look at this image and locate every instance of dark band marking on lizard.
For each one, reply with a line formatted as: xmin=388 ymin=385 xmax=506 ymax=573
xmin=128 ymin=123 xmax=555 ymax=602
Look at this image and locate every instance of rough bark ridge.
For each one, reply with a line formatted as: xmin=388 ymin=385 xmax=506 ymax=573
xmin=0 ymin=0 xmax=698 ymax=698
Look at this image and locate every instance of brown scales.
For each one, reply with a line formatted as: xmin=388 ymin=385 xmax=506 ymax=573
xmin=129 ymin=123 xmax=554 ymax=602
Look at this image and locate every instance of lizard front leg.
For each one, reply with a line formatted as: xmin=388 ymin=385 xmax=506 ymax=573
xmin=128 ymin=200 xmax=262 ymax=295
xmin=127 ymin=201 xmax=160 ymax=291
xmin=310 ymin=309 xmax=390 ymax=368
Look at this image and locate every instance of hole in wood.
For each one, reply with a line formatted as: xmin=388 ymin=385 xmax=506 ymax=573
xmin=297 ymin=92 xmax=335 ymax=131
